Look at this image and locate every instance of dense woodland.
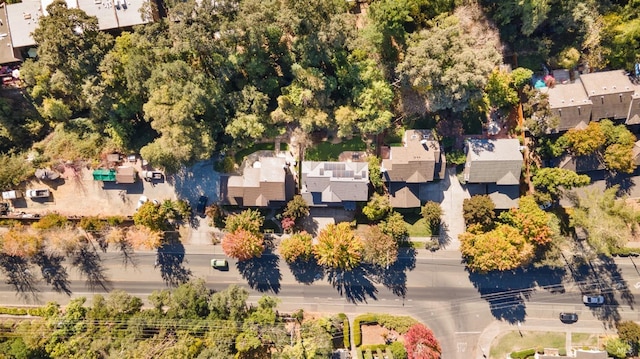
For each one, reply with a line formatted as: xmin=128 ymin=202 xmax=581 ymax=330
xmin=0 ymin=0 xmax=639 ymax=177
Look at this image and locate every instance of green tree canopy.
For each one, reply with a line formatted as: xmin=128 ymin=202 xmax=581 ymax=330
xmin=397 ymin=13 xmax=501 ymax=113
xmin=532 ymin=167 xmax=591 ymax=199
xmin=462 ymin=195 xmax=495 ymax=230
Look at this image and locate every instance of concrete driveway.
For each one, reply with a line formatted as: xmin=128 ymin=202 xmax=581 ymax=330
xmin=421 ymin=167 xmax=469 ymax=250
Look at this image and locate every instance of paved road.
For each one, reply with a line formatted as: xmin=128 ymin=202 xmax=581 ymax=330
xmin=2 ymin=248 xmax=639 ymax=358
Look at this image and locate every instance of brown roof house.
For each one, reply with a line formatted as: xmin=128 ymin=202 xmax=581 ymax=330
xmin=463 ymin=138 xmax=523 ymax=209
xmin=300 ymin=161 xmax=369 ymax=210
xmin=557 ymin=153 xmax=605 ymax=173
xmin=224 ymin=157 xmax=294 ymax=207
xmin=381 ymin=129 xmax=445 ymax=208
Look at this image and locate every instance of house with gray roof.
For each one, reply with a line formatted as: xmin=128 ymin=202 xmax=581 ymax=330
xmin=1 ymin=0 xmax=154 ymax=64
xmin=223 ymin=157 xmax=294 ymax=207
xmin=545 ymin=80 xmax=592 ymax=131
xmin=300 ymin=161 xmax=369 ymax=209
xmin=580 ymin=70 xmax=635 ymax=121
xmin=463 ymin=138 xmax=523 ymax=209
xmin=381 ymin=129 xmax=445 ymax=208
xmin=628 ymin=83 xmax=640 ymax=125
xmin=544 ymin=69 xmax=640 ymax=130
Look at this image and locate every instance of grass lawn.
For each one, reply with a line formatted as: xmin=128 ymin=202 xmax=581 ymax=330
xmin=305 ymin=137 xmax=366 ymax=161
xmin=234 ymin=143 xmax=288 ymax=164
xmin=405 ymin=217 xmax=432 ymax=237
xmin=490 ymin=331 xmax=565 ymax=359
xmin=571 ymin=333 xmax=599 ymax=347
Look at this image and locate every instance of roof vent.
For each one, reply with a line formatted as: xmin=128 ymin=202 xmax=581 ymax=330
xmin=570 ymin=98 xmax=574 ymax=102
xmin=613 ymin=86 xmax=616 ymax=89
xmin=603 ymin=86 xmax=607 ymax=90
xmin=420 ymin=139 xmax=428 ymax=146
xmin=23 ymin=13 xmax=31 ymax=20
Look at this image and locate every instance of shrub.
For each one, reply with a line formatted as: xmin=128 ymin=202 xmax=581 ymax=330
xmin=357 ymin=349 xmax=364 ymax=359
xmin=360 ymin=344 xmax=387 ymax=352
xmin=510 ymin=348 xmax=536 ymax=359
xmin=558 ymin=348 xmax=567 ymax=356
xmin=105 ymin=216 xmax=125 ymax=226
xmin=364 ymin=349 xmax=373 ymax=359
xmin=389 ymin=341 xmax=407 ymax=359
xmin=32 ymin=213 xmax=68 ymax=230
xmin=338 ymin=313 xmax=350 ymax=349
xmin=205 ymin=204 xmax=225 ymax=228
xmin=215 ymin=156 xmax=235 ymax=173
xmin=353 ymin=314 xmax=379 ymax=347
xmin=376 ymin=314 xmax=418 ymax=334
xmin=79 ymin=216 xmax=106 ymax=232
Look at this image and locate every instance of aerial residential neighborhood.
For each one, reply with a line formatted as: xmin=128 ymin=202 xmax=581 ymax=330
xmin=1 ymin=0 xmax=640 ymax=358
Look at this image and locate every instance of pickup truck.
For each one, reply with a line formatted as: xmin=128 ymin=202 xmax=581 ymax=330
xmin=26 ymin=189 xmax=50 ymax=198
xmin=141 ymin=170 xmax=163 ymax=181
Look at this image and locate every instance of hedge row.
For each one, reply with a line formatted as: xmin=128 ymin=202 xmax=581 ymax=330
xmin=353 ymin=313 xmax=418 ymax=347
xmin=510 ymin=348 xmax=536 ymax=359
xmin=0 ymin=306 xmax=46 ymax=316
xmin=611 ymin=246 xmax=640 ymax=257
xmin=337 ymin=313 xmax=350 ymax=349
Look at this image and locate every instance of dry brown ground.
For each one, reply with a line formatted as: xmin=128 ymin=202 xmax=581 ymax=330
xmin=361 ymin=324 xmax=403 ymax=346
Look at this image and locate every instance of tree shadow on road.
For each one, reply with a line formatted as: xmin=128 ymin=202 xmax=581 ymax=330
xmin=71 ymin=244 xmax=112 ymax=292
xmin=568 ymin=255 xmax=635 ymax=329
xmin=32 ymin=253 xmax=71 ymax=295
xmin=327 ymin=267 xmax=378 ymax=304
xmin=468 ymin=265 xmax=567 ymax=324
xmin=366 ymin=247 xmax=417 ymax=298
xmin=158 ymin=240 xmax=192 ymax=287
xmin=237 ymin=255 xmax=282 ymax=293
xmin=288 ymin=257 xmax=324 ymax=284
xmin=0 ymin=254 xmax=39 ymax=302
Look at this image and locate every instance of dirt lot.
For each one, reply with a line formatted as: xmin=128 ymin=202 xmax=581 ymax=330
xmin=8 ymin=162 xmax=176 ymax=217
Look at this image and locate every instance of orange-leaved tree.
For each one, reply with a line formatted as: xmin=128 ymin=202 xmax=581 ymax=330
xmin=222 ymin=229 xmax=264 ymax=261
xmin=1 ymin=225 xmax=44 ymax=258
xmin=313 ymin=222 xmax=363 ymax=270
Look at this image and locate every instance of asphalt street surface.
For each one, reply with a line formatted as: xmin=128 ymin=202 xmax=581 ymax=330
xmin=1 ymin=249 xmax=639 ymax=359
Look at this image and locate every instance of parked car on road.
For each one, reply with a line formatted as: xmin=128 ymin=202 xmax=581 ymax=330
xmin=559 ymin=312 xmax=578 ymax=323
xmin=211 ymin=259 xmax=228 ymax=269
xmin=583 ymin=295 xmax=604 ymax=305
xmin=26 ymin=189 xmax=50 ymax=198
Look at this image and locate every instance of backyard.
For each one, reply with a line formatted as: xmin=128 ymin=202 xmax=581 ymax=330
xmin=305 ymin=137 xmax=367 ymax=161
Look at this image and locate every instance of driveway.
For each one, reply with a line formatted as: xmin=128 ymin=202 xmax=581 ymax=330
xmin=420 ymin=167 xmax=469 ymax=249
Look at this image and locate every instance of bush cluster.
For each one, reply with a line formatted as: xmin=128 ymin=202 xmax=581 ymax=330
xmin=510 ymin=348 xmax=536 ymax=359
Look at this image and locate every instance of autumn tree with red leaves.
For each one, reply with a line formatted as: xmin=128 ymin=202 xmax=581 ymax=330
xmin=222 ymin=229 xmax=264 ymax=261
xmin=404 ymin=323 xmax=441 ymax=359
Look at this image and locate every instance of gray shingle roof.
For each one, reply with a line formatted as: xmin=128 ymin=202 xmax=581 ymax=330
xmin=301 ymin=161 xmax=369 ymax=205
xmin=464 ymin=139 xmax=523 ymax=185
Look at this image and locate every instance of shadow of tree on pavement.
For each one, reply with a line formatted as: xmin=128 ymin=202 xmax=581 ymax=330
xmin=568 ymin=255 xmax=635 ymax=329
xmin=468 ymin=265 xmax=567 ymax=324
xmin=32 ymin=253 xmax=71 ymax=295
xmin=288 ymin=257 xmax=324 ymax=284
xmin=71 ymin=244 xmax=112 ymax=292
xmin=0 ymin=254 xmax=40 ymax=302
xmin=327 ymin=267 xmax=378 ymax=304
xmin=365 ymin=247 xmax=417 ymax=298
xmin=158 ymin=240 xmax=192 ymax=287
xmin=237 ymin=254 xmax=281 ymax=293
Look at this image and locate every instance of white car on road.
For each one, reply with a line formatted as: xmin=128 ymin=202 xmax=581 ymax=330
xmin=583 ymin=295 xmax=604 ymax=305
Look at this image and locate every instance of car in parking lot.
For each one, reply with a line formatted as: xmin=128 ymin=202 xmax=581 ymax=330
xmin=211 ymin=259 xmax=228 ymax=269
xmin=559 ymin=312 xmax=578 ymax=323
xmin=583 ymin=295 xmax=604 ymax=305
xmin=196 ymin=195 xmax=207 ymax=215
